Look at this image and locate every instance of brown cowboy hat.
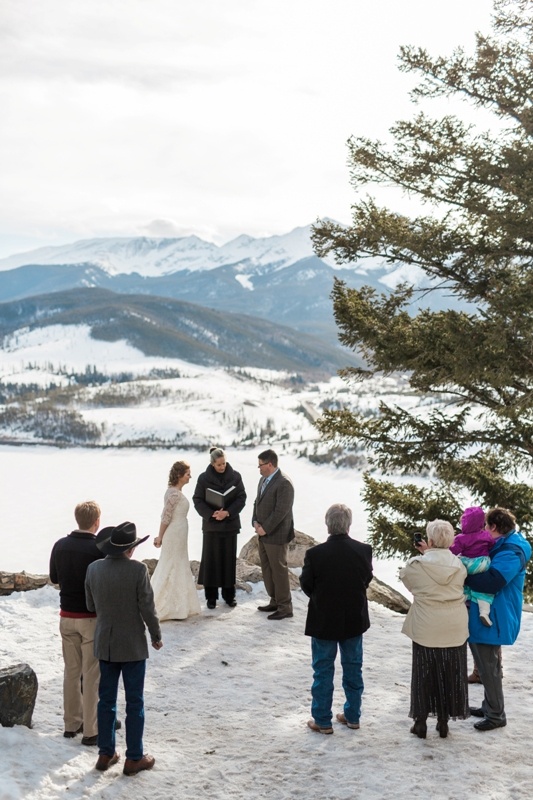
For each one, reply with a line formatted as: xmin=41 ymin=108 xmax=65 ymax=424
xmin=95 ymin=521 xmax=149 ymax=555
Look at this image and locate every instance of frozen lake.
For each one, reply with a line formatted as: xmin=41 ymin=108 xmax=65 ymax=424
xmin=1 ymin=444 xmax=406 ymax=593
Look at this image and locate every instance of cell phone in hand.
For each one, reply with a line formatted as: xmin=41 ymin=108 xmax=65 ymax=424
xmin=413 ymin=533 xmax=423 ymax=546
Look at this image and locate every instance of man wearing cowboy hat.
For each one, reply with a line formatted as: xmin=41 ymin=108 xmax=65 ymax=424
xmin=85 ymin=521 xmax=163 ymax=775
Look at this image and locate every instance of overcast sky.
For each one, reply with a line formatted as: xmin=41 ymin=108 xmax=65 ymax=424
xmin=1 ymin=0 xmax=494 ymax=257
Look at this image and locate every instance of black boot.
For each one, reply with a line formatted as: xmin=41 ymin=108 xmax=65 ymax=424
xmin=205 ymin=587 xmax=218 ymax=609
xmin=436 ymin=718 xmax=448 ymax=738
xmin=222 ymin=587 xmax=236 ymax=607
xmin=410 ymin=719 xmax=427 ymax=739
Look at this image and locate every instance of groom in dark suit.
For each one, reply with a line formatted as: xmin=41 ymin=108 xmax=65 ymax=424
xmin=253 ymin=449 xmax=295 ymax=620
xmin=300 ymin=504 xmax=373 ymax=734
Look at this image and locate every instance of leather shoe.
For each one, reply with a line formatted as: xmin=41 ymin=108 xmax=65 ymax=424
xmin=336 ymin=712 xmax=360 ymax=730
xmin=267 ymin=610 xmax=293 ymax=620
xmin=115 ymin=719 xmax=122 ymax=731
xmin=81 ymin=734 xmax=98 ymax=746
xmin=469 ymin=706 xmax=485 ymax=718
xmin=63 ymin=724 xmax=83 ymax=738
xmin=474 ymin=718 xmax=507 ymax=731
xmin=225 ymin=599 xmax=237 ymax=607
xmin=123 ymin=754 xmax=155 ymax=775
xmin=257 ymin=604 xmax=278 ymax=612
xmin=95 ymin=752 xmax=119 ymax=771
xmin=207 ymin=600 xmax=216 ymax=609
xmin=307 ymin=719 xmax=333 ymax=735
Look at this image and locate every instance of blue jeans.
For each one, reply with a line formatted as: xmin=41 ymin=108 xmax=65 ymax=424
xmin=311 ymin=636 xmax=364 ymax=727
xmin=98 ymin=659 xmax=146 ymax=760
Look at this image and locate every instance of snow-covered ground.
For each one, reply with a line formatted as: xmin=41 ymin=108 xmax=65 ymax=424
xmin=1 ymin=581 xmax=532 ymax=800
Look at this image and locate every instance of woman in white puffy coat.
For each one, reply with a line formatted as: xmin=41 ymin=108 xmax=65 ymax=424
xmin=400 ymin=519 xmax=470 ymax=739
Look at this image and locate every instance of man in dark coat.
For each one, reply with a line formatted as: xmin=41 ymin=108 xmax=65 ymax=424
xmin=85 ymin=521 xmax=162 ymax=775
xmin=300 ymin=504 xmax=373 ymax=734
xmin=49 ymin=500 xmax=104 ymax=745
xmin=252 ymin=449 xmax=295 ymax=620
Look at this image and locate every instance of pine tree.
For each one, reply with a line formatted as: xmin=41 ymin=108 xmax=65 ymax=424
xmin=312 ymin=0 xmax=533 ymax=593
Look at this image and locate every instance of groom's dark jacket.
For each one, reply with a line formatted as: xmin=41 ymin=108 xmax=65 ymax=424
xmin=300 ymin=534 xmax=373 ymax=641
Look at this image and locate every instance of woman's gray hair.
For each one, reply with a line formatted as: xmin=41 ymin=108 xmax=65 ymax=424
xmin=426 ymin=519 xmax=454 ymax=549
xmin=325 ymin=504 xmax=352 ymax=535
xmin=209 ymin=447 xmax=225 ymax=464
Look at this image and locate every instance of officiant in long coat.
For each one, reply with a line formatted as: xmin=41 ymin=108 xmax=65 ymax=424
xmin=193 ymin=447 xmax=247 ymax=609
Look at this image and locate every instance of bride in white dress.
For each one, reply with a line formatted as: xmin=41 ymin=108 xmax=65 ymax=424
xmin=151 ymin=461 xmax=201 ymax=620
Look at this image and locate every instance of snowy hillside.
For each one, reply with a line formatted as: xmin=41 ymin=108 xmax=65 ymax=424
xmin=0 ymin=322 xmax=413 ymax=452
xmin=0 ymin=287 xmax=358 ymax=372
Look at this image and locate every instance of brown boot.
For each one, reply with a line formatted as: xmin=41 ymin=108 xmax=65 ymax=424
xmin=95 ymin=752 xmax=119 ymax=771
xmin=123 ymin=754 xmax=155 ymax=776
xmin=468 ymin=663 xmax=482 ymax=684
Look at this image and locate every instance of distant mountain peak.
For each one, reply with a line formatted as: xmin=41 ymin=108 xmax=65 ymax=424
xmin=0 ymin=225 xmax=320 ymax=278
xmin=224 ymin=233 xmax=255 ymax=248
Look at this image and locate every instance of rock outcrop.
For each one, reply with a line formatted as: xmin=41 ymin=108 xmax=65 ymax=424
xmin=237 ymin=533 xmax=411 ymax=611
xmin=0 ymin=664 xmax=38 ymax=728
xmin=0 ymin=571 xmax=51 ymax=596
xmin=367 ymin=575 xmax=411 ymax=614
xmin=238 ymin=530 xmax=317 ymax=568
xmin=3 ymin=530 xmax=412 ymax=614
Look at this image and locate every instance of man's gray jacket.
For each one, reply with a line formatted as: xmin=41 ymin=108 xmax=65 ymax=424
xmin=252 ymin=469 xmax=295 ymax=545
xmin=85 ymin=555 xmax=161 ymax=662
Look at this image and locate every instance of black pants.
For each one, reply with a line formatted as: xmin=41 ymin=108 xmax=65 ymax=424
xmin=204 ymin=585 xmax=235 ymax=603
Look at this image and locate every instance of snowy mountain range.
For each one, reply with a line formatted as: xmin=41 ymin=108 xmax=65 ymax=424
xmin=0 ymin=223 xmax=465 ymax=373
xmin=0 ymin=225 xmax=372 ymax=345
xmin=0 ymin=225 xmax=321 ymax=277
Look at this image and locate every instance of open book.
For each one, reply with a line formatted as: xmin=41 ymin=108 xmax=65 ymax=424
xmin=205 ymin=485 xmax=236 ymax=509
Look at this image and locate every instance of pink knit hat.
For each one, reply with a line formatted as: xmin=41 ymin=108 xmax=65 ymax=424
xmin=460 ymin=506 xmax=486 ymax=535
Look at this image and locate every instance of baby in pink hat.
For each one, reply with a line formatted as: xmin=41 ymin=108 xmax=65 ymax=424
xmin=450 ymin=506 xmax=495 ymax=626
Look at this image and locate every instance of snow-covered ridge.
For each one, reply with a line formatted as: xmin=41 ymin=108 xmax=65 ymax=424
xmin=0 ymin=224 xmax=319 ymax=278
xmin=0 ymin=323 xmax=412 ymax=452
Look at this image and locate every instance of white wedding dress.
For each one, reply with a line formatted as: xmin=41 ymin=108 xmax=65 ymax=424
xmin=151 ymin=487 xmax=201 ymax=620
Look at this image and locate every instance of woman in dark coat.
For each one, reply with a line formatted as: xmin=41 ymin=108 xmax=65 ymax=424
xmin=192 ymin=447 xmax=247 ymax=609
